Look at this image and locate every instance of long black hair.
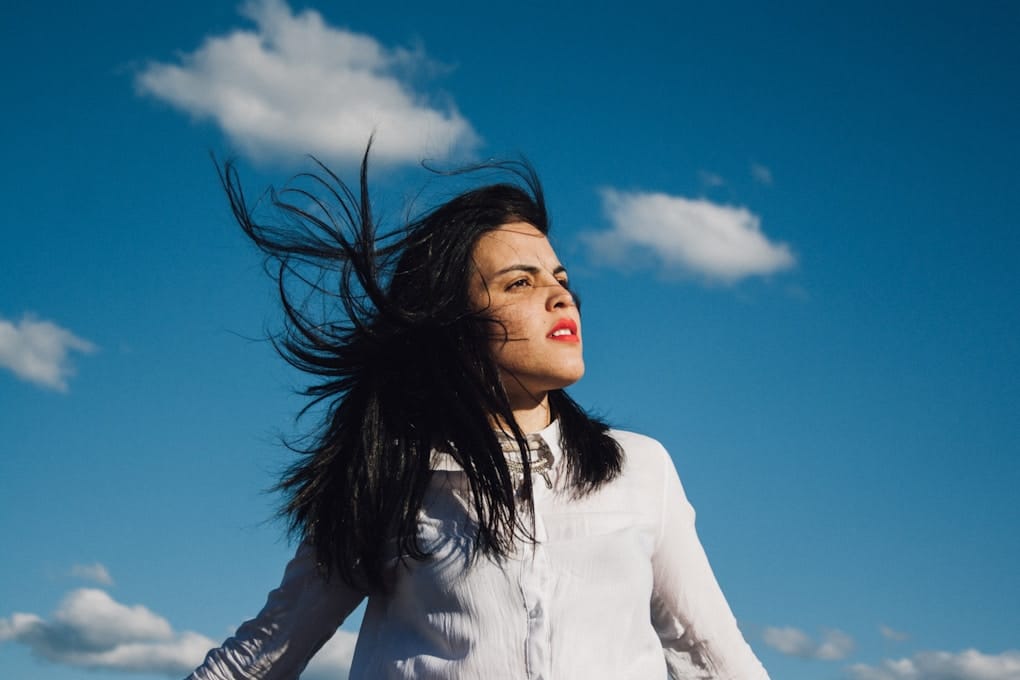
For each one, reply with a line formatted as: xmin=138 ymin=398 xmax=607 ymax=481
xmin=218 ymin=146 xmax=622 ymax=592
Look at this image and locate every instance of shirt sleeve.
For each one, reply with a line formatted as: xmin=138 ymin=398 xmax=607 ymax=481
xmin=187 ymin=540 xmax=366 ymax=680
xmin=648 ymin=445 xmax=770 ymax=680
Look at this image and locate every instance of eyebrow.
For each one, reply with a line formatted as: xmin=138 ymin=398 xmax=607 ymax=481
xmin=492 ymin=264 xmax=568 ymax=277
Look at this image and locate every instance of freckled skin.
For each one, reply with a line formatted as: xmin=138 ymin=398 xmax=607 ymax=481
xmin=469 ymin=223 xmax=583 ymax=419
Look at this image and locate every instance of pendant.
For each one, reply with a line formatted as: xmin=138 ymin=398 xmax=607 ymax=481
xmin=500 ymin=434 xmax=555 ymax=490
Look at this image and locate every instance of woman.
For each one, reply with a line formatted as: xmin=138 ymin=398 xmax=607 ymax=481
xmin=190 ymin=148 xmax=769 ymax=679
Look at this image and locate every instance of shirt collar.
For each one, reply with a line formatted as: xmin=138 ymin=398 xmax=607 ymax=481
xmin=533 ymin=418 xmax=563 ymax=466
xmin=430 ymin=419 xmax=563 ymax=472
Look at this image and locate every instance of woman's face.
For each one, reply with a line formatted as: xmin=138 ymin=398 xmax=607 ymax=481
xmin=469 ymin=222 xmax=584 ymax=407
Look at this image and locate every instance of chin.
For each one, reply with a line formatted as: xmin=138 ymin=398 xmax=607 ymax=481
xmin=551 ymin=367 xmax=585 ymax=391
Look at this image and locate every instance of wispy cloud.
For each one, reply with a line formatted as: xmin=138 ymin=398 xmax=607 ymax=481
xmin=0 ymin=587 xmax=359 ymax=678
xmin=751 ymin=162 xmax=773 ymax=185
xmin=879 ymin=624 xmax=910 ymax=642
xmin=584 ymin=189 xmax=795 ymax=283
xmin=0 ymin=589 xmax=214 ymax=676
xmin=135 ymin=0 xmax=478 ymax=165
xmin=0 ymin=314 xmax=96 ymax=392
xmin=698 ymin=170 xmax=726 ymax=188
xmin=302 ymin=629 xmax=359 ymax=680
xmin=848 ymin=649 xmax=1020 ymax=680
xmin=761 ymin=626 xmax=855 ymax=660
xmin=70 ymin=563 xmax=114 ymax=587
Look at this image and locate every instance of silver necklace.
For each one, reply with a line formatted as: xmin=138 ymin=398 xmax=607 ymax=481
xmin=498 ymin=433 xmax=555 ymax=489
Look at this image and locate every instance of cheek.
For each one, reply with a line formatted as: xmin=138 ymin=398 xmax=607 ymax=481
xmin=486 ymin=310 xmax=535 ymax=365
xmin=486 ymin=301 xmax=528 ymax=340
xmin=491 ymin=305 xmax=534 ymax=348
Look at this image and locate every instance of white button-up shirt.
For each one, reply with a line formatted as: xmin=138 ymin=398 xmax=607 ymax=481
xmin=189 ymin=422 xmax=769 ymax=679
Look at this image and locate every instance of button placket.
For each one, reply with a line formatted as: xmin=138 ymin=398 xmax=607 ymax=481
xmin=520 ymin=474 xmax=554 ymax=679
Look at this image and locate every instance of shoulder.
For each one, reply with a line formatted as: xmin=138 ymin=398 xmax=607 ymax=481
xmin=607 ymin=430 xmax=696 ymax=531
xmin=606 ymin=428 xmax=676 ymax=480
xmin=608 ymin=428 xmax=672 ymax=462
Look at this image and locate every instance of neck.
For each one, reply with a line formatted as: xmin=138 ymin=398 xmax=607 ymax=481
xmin=496 ymin=392 xmax=552 ymax=434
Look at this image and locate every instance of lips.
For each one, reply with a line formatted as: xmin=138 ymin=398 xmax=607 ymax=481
xmin=547 ymin=318 xmax=580 ymax=343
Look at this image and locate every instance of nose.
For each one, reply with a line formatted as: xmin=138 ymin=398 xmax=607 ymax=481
xmin=546 ymin=279 xmax=576 ymax=311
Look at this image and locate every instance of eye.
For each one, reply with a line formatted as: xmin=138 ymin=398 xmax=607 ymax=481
xmin=557 ymin=277 xmax=570 ymax=290
xmin=506 ymin=277 xmax=531 ymax=291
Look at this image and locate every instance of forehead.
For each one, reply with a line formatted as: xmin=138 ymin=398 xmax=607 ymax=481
xmin=471 ymin=222 xmax=559 ymax=272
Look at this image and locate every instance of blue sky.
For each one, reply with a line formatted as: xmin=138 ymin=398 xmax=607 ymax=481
xmin=1 ymin=1 xmax=1018 ymax=678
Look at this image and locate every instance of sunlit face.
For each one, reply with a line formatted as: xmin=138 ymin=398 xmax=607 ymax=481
xmin=469 ymin=222 xmax=583 ymax=408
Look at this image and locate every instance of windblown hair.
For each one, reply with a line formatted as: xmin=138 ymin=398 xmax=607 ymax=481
xmin=218 ymin=147 xmax=622 ymax=592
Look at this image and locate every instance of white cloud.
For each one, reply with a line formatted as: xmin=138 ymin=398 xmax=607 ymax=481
xmin=698 ymin=170 xmax=726 ymax=187
xmin=848 ymin=649 xmax=1020 ymax=680
xmin=585 ymin=189 xmax=795 ymax=283
xmin=135 ymin=0 xmax=478 ymax=165
xmin=0 ymin=589 xmax=215 ymax=676
xmin=0 ymin=612 xmax=45 ymax=640
xmin=0 ymin=314 xmax=96 ymax=392
xmin=880 ymin=624 xmax=911 ymax=642
xmin=70 ymin=563 xmax=114 ymax=586
xmin=816 ymin=630 xmax=856 ymax=660
xmin=762 ymin=626 xmax=855 ymax=661
xmin=301 ymin=629 xmax=359 ymax=680
xmin=751 ymin=162 xmax=774 ymax=185
xmin=762 ymin=625 xmax=813 ymax=656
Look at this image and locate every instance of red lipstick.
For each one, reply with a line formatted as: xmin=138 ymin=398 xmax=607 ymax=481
xmin=547 ymin=319 xmax=580 ymax=343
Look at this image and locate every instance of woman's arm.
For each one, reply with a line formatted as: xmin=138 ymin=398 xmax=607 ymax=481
xmin=187 ymin=540 xmax=366 ymax=680
xmin=648 ymin=444 xmax=770 ymax=680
